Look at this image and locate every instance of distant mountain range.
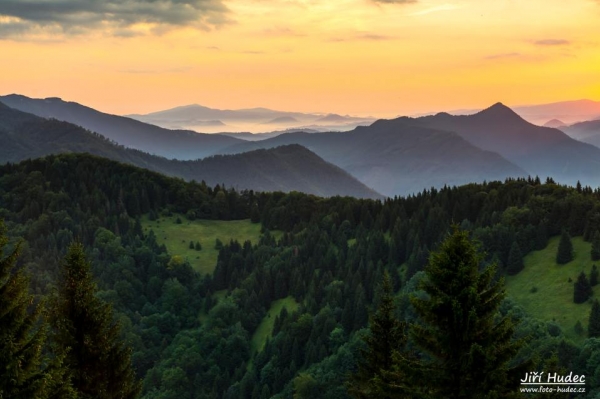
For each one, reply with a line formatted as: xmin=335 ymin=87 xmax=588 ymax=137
xmin=562 ymin=119 xmax=600 ymax=148
xmin=218 ymin=115 xmax=526 ymax=197
xmin=394 ymin=103 xmax=600 ymax=187
xmin=0 ymin=94 xmax=243 ymax=160
xmin=217 ymin=102 xmax=600 ymax=195
xmin=3 ymin=93 xmax=600 ymax=198
xmin=0 ymin=101 xmax=381 ymax=199
xmin=127 ymin=103 xmax=375 ymax=133
xmin=447 ymin=99 xmax=600 ymax=125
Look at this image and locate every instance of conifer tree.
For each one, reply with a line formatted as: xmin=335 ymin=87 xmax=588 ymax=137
xmin=573 ymin=271 xmax=592 ymax=304
xmin=348 ymin=272 xmax=406 ymax=399
xmin=592 ymin=231 xmax=600 ymax=261
xmin=402 ymin=227 xmax=527 ymax=398
xmin=557 ymin=230 xmax=574 ymax=264
xmin=50 ymin=242 xmax=141 ymax=399
xmin=591 ymin=264 xmax=599 ymax=287
xmin=0 ymin=221 xmax=74 ymax=399
xmin=589 ymin=299 xmax=600 ymax=338
xmin=506 ymin=241 xmax=524 ymax=275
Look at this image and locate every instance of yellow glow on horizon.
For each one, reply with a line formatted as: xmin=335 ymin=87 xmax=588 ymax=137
xmin=1 ymin=0 xmax=599 ymax=117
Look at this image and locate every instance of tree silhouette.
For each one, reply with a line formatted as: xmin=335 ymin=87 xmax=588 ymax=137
xmin=402 ymin=227 xmax=527 ymax=398
xmin=557 ymin=230 xmax=574 ymax=264
xmin=50 ymin=242 xmax=141 ymax=399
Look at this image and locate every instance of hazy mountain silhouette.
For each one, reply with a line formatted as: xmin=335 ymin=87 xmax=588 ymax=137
xmin=0 ymin=102 xmax=381 ymax=199
xmin=128 ymin=103 xmax=376 ymax=133
xmin=512 ymin=99 xmax=600 ymax=125
xmin=562 ymin=119 xmax=600 ymax=148
xmin=543 ymin=119 xmax=566 ymax=128
xmin=0 ymin=94 xmax=243 ymax=160
xmin=219 ymin=119 xmax=526 ymax=196
xmin=404 ymin=103 xmax=600 ymax=186
xmin=264 ymin=116 xmax=299 ymax=124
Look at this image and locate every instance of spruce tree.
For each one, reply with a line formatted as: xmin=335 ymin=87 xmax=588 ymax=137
xmin=402 ymin=227 xmax=527 ymax=398
xmin=50 ymin=242 xmax=141 ymax=399
xmin=591 ymin=264 xmax=599 ymax=287
xmin=0 ymin=221 xmax=74 ymax=399
xmin=556 ymin=230 xmax=574 ymax=264
xmin=573 ymin=271 xmax=592 ymax=304
xmin=592 ymin=231 xmax=600 ymax=261
xmin=348 ymin=272 xmax=406 ymax=399
xmin=506 ymin=241 xmax=524 ymax=275
xmin=589 ymin=299 xmax=600 ymax=338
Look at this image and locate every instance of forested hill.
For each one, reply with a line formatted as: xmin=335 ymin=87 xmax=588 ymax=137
xmin=0 ymin=94 xmax=243 ymax=160
xmin=218 ymin=122 xmax=525 ymax=197
xmin=0 ymin=103 xmax=381 ymax=199
xmin=4 ymin=153 xmax=600 ymax=398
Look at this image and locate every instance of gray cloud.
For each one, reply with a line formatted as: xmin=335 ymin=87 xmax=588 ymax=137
xmin=534 ymin=39 xmax=570 ymax=46
xmin=0 ymin=0 xmax=229 ymax=38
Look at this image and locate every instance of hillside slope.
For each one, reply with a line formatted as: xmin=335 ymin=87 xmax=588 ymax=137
xmin=0 ymin=102 xmax=381 ymax=199
xmin=0 ymin=94 xmax=243 ymax=160
xmin=219 ymin=121 xmax=526 ymax=196
xmin=405 ymin=103 xmax=600 ymax=186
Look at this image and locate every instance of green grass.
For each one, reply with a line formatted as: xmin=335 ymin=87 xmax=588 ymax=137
xmin=506 ymin=236 xmax=597 ymax=343
xmin=250 ymin=296 xmax=299 ymax=356
xmin=142 ymin=215 xmax=263 ymax=274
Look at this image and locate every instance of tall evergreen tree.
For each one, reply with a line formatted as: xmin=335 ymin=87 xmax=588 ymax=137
xmin=0 ymin=221 xmax=74 ymax=399
xmin=400 ymin=227 xmax=527 ymax=399
xmin=589 ymin=299 xmax=600 ymax=338
xmin=592 ymin=231 xmax=600 ymax=261
xmin=50 ymin=242 xmax=141 ymax=399
xmin=348 ymin=272 xmax=406 ymax=399
xmin=591 ymin=264 xmax=599 ymax=287
xmin=506 ymin=241 xmax=524 ymax=275
xmin=556 ymin=230 xmax=574 ymax=264
xmin=574 ymin=271 xmax=593 ymax=304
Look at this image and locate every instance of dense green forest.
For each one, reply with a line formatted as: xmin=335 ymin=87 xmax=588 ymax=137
xmin=3 ymin=153 xmax=600 ymax=398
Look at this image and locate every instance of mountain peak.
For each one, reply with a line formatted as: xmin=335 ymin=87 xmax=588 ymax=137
xmin=476 ymin=102 xmax=523 ymax=121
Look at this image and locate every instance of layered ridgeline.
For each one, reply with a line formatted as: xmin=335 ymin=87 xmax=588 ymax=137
xmin=0 ymin=102 xmax=381 ymax=199
xmin=4 ymin=154 xmax=600 ymax=398
xmin=0 ymin=94 xmax=243 ymax=160
xmin=219 ymin=103 xmax=600 ymax=195
xmin=563 ymin=119 xmax=600 ymax=149
xmin=403 ymin=103 xmax=600 ymax=187
xmin=219 ymin=120 xmax=526 ymax=197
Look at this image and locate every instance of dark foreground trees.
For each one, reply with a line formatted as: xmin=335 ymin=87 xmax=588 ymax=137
xmin=381 ymin=227 xmax=527 ymax=399
xmin=0 ymin=221 xmax=74 ymax=399
xmin=347 ymin=272 xmax=406 ymax=399
xmin=50 ymin=242 xmax=141 ymax=399
xmin=557 ymin=230 xmax=574 ymax=264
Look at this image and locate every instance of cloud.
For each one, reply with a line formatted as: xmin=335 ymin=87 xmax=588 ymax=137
xmin=484 ymin=52 xmax=522 ymax=60
xmin=534 ymin=39 xmax=571 ymax=46
xmin=371 ymin=0 xmax=416 ymax=4
xmin=409 ymin=3 xmax=461 ymax=16
xmin=327 ymin=33 xmax=396 ymax=42
xmin=0 ymin=0 xmax=229 ymax=38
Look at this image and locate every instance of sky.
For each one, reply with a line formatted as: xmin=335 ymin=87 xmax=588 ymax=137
xmin=1 ymin=0 xmax=599 ymax=118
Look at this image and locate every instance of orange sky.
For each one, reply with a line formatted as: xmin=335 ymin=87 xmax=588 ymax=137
xmin=1 ymin=0 xmax=599 ymax=117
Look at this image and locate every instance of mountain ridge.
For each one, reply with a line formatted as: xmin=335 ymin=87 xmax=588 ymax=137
xmin=0 ymin=101 xmax=382 ymax=199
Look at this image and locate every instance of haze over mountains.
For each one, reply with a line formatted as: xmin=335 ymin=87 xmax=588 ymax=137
xmin=0 ymin=101 xmax=381 ymax=199
xmin=0 ymin=94 xmax=243 ymax=160
xmin=218 ymin=120 xmax=527 ymax=197
xmin=403 ymin=103 xmax=600 ymax=186
xmin=2 ymin=93 xmax=600 ymax=198
xmin=127 ymin=103 xmax=376 ymax=133
xmin=446 ymin=99 xmax=600 ymax=126
xmin=562 ymin=120 xmax=600 ymax=149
